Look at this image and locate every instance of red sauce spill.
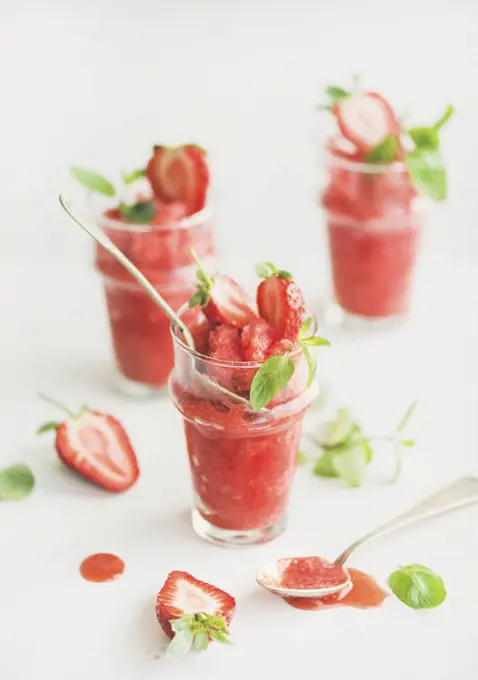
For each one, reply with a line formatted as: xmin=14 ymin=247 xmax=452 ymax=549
xmin=279 ymin=556 xmax=348 ymax=590
xmin=80 ymin=553 xmax=125 ymax=583
xmin=284 ymin=568 xmax=389 ymax=610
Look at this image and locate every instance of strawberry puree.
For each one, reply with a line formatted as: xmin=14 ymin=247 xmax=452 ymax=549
xmin=80 ymin=553 xmax=125 ymax=582
xmin=322 ymin=147 xmax=423 ymax=319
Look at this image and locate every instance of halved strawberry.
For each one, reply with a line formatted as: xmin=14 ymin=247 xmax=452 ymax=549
xmin=37 ymin=396 xmax=139 ymax=492
xmin=189 ymin=253 xmax=258 ymax=329
xmin=156 ymin=571 xmax=236 ymax=655
xmin=334 ymin=92 xmax=401 ymax=152
xmin=146 ymin=145 xmax=209 ymax=216
xmin=256 ymin=264 xmax=306 ymax=341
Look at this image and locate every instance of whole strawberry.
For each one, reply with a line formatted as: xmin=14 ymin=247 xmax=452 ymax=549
xmin=37 ymin=394 xmax=139 ymax=492
xmin=256 ymin=262 xmax=306 ymax=341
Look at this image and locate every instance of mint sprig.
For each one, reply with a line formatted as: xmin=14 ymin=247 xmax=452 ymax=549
xmin=250 ymin=316 xmax=330 ymax=410
xmin=119 ymin=200 xmax=156 ymax=223
xmin=0 ymin=464 xmax=35 ymax=501
xmin=388 ymin=564 xmax=446 ymax=609
xmin=365 ymin=134 xmax=399 ymax=163
xmin=188 ymin=249 xmax=215 ymax=308
xmin=71 ymin=167 xmax=116 ymax=197
xmin=301 ymin=402 xmax=417 ymax=487
xmin=166 ymin=613 xmax=232 ymax=658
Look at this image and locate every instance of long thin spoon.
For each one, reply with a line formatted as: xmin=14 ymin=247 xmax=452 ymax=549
xmin=58 ymin=194 xmax=249 ymax=406
xmin=256 ymin=476 xmax=478 ymax=598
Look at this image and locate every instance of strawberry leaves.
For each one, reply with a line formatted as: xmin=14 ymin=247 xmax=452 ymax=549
xmin=188 ymin=249 xmax=215 ymax=308
xmin=255 ymin=262 xmax=292 ymax=280
xmin=36 ymin=421 xmax=61 ymax=435
xmin=166 ymin=613 xmax=232 ymax=658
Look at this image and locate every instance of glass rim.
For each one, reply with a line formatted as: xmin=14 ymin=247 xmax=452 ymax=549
xmin=170 ymin=305 xmax=318 ymax=368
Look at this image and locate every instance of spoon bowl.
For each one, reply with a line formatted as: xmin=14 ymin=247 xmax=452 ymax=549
xmin=257 ymin=477 xmax=478 ymax=600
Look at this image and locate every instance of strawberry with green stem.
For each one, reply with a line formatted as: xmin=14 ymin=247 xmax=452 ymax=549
xmin=36 ymin=393 xmax=139 ymax=492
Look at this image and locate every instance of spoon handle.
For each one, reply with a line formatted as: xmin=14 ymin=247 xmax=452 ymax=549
xmin=335 ymin=477 xmax=478 ymax=566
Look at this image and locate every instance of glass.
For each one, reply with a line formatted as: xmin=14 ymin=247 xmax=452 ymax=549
xmin=169 ymin=311 xmax=318 ymax=546
xmin=321 ymin=144 xmax=429 ymax=329
xmin=93 ymin=206 xmax=216 ymax=397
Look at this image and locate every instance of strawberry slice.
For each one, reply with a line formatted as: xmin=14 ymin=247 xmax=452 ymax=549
xmin=156 ymin=571 xmax=236 ymax=655
xmin=37 ymin=396 xmax=139 ymax=492
xmin=146 ymin=145 xmax=209 ymax=216
xmin=189 ymin=253 xmax=258 ymax=329
xmin=256 ymin=264 xmax=306 ymax=340
xmin=335 ymin=92 xmax=401 ymax=152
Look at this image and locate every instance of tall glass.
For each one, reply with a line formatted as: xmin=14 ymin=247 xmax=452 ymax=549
xmin=169 ymin=312 xmax=318 ymax=546
xmin=321 ymin=143 xmax=428 ymax=329
xmin=94 ymin=207 xmax=215 ymax=397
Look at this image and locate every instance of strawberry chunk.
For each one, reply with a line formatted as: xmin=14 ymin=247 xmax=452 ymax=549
xmin=334 ymin=92 xmax=401 ymax=153
xmin=151 ymin=200 xmax=188 ymax=225
xmin=257 ymin=275 xmax=306 ymax=341
xmin=146 ymin=145 xmax=209 ymax=216
xmin=156 ymin=571 xmax=236 ymax=640
xmin=241 ymin=319 xmax=276 ymax=362
xmin=208 ymin=324 xmax=242 ymax=361
xmin=204 ymin=276 xmax=258 ymax=329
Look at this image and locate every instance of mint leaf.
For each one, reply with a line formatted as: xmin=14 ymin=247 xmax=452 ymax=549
xmin=366 ymin=135 xmax=399 ymax=163
xmin=0 ymin=464 xmax=35 ymax=501
xmin=388 ymin=564 xmax=446 ymax=609
xmin=71 ymin=167 xmax=116 ymax=197
xmin=250 ymin=355 xmax=295 ymax=410
xmin=396 ymin=401 xmax=417 ymax=433
xmin=193 ymin=630 xmax=209 ymax=652
xmin=36 ymin=421 xmax=60 ymax=435
xmin=331 ymin=442 xmax=367 ymax=487
xmin=123 ymin=168 xmax=145 ymax=184
xmin=119 ymin=200 xmax=156 ymax=223
xmin=255 ymin=262 xmax=273 ymax=279
xmin=321 ymin=409 xmax=355 ymax=447
xmin=400 ymin=439 xmax=415 ymax=447
xmin=299 ymin=317 xmax=312 ymax=338
xmin=166 ymin=629 xmax=194 ymax=658
xmin=313 ymin=451 xmax=340 ymax=478
xmin=408 ymin=127 xmax=439 ymax=152
xmin=301 ymin=345 xmax=316 ymax=388
xmin=300 ymin=336 xmax=331 ymax=347
xmin=405 ymin=151 xmax=447 ymax=201
xmin=326 ymin=85 xmax=350 ymax=102
xmin=433 ymin=105 xmax=454 ymax=132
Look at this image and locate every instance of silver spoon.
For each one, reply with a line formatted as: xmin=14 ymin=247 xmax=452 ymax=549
xmin=58 ymin=194 xmax=249 ymax=406
xmin=256 ymin=476 xmax=478 ymax=598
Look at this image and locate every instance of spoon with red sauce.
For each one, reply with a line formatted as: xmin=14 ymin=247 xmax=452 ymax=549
xmin=257 ymin=477 xmax=478 ymax=600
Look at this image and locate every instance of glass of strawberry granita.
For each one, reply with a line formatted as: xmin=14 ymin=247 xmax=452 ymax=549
xmin=169 ymin=323 xmax=318 ymax=546
xmin=167 ymin=259 xmax=328 ymax=546
xmin=72 ymin=144 xmax=215 ymax=396
xmin=317 ymin=86 xmax=452 ymax=329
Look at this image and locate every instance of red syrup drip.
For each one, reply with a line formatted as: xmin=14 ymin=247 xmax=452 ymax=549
xmin=80 ymin=553 xmax=125 ymax=583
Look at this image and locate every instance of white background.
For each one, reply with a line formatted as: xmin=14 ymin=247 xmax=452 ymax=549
xmin=1 ymin=2 xmax=478 ymax=679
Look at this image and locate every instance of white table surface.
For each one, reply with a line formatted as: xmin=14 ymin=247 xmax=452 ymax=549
xmin=1 ymin=252 xmax=478 ymax=679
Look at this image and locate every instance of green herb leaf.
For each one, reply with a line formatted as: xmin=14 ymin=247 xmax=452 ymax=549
xmin=400 ymin=439 xmax=415 ymax=447
xmin=321 ymin=409 xmax=355 ymax=447
xmin=325 ymin=85 xmax=350 ymax=103
xmin=388 ymin=564 xmax=446 ymax=609
xmin=297 ymin=451 xmax=309 ymax=466
xmin=366 ymin=135 xmax=399 ymax=163
xmin=299 ymin=317 xmax=312 ymax=338
xmin=0 ymin=464 xmax=35 ymax=501
xmin=188 ymin=291 xmax=205 ymax=308
xmin=331 ymin=442 xmax=368 ymax=487
xmin=70 ymin=167 xmax=116 ymax=197
xmin=36 ymin=421 xmax=60 ymax=435
xmin=301 ymin=345 xmax=316 ymax=389
xmin=122 ymin=168 xmax=146 ymax=184
xmin=408 ymin=127 xmax=439 ymax=152
xmin=255 ymin=262 xmax=273 ymax=279
xmin=396 ymin=401 xmax=418 ymax=433
xmin=313 ymin=451 xmax=340 ymax=478
xmin=193 ymin=630 xmax=209 ymax=652
xmin=119 ymin=200 xmax=156 ymax=223
xmin=433 ymin=105 xmax=454 ymax=132
xmin=405 ymin=151 xmax=447 ymax=201
xmin=210 ymin=630 xmax=232 ymax=645
xmin=250 ymin=355 xmax=295 ymax=410
xmin=166 ymin=629 xmax=194 ymax=658
xmin=277 ymin=270 xmax=293 ymax=280
xmin=300 ymin=336 xmax=331 ymax=348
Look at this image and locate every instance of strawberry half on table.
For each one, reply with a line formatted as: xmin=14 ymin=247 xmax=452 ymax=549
xmin=36 ymin=395 xmax=139 ymax=492
xmin=146 ymin=144 xmax=209 ymax=216
xmin=156 ymin=571 xmax=236 ymax=657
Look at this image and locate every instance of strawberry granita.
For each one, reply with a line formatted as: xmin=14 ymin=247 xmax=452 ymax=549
xmin=319 ymin=86 xmax=452 ymax=325
xmin=169 ymin=260 xmax=329 ymax=546
xmin=72 ymin=145 xmax=215 ymax=396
